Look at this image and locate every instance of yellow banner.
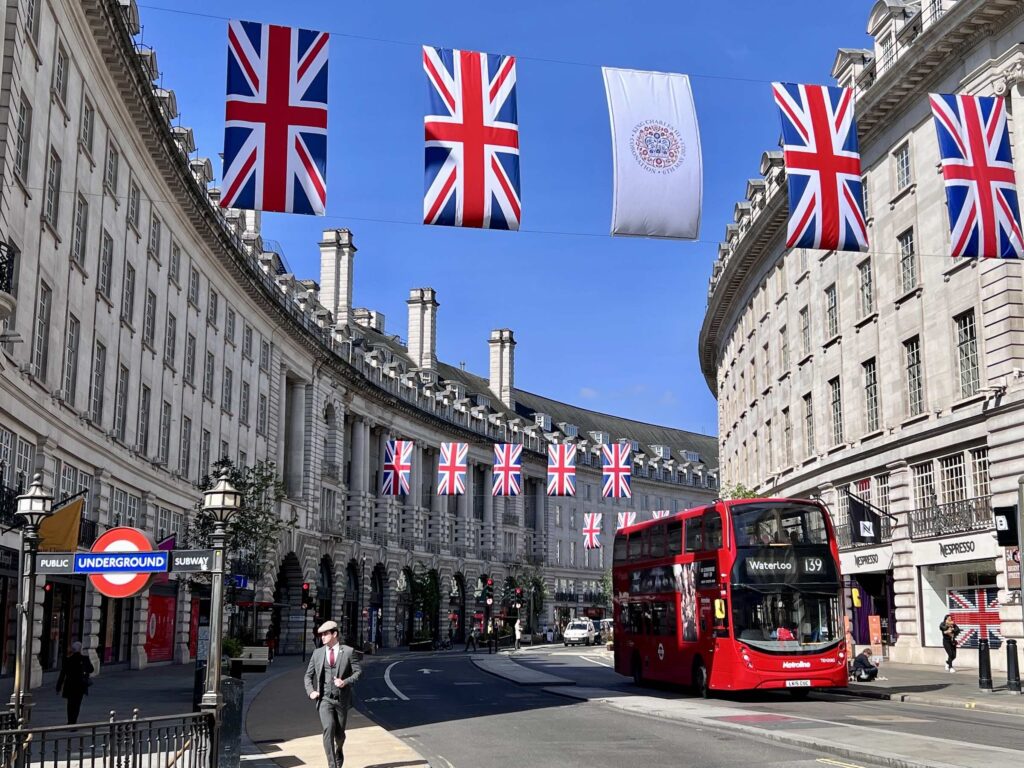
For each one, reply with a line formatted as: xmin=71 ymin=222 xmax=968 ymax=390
xmin=39 ymin=498 xmax=83 ymax=552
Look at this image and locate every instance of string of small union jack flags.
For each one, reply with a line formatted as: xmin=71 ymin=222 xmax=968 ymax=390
xmin=215 ymin=16 xmax=1023 ymax=257
xmin=383 ymin=441 xmax=664 ymax=549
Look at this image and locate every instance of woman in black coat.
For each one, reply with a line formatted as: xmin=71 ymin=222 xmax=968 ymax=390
xmin=939 ymin=614 xmax=961 ymax=672
xmin=56 ymin=641 xmax=94 ymax=724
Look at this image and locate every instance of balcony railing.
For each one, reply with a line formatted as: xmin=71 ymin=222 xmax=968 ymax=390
xmin=909 ymin=495 xmax=993 ymax=540
xmin=78 ymin=518 xmax=98 ymax=548
xmin=501 ymin=512 xmax=518 ymax=527
xmin=836 ymin=513 xmax=893 ymax=550
xmin=0 ymin=483 xmax=21 ymax=530
xmin=0 ymin=243 xmax=13 ymax=295
xmin=554 ymin=591 xmax=578 ymax=602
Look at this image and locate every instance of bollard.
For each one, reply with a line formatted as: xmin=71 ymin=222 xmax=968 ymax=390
xmin=1008 ymin=639 xmax=1021 ymax=694
xmin=218 ymin=677 xmax=245 ymax=768
xmin=978 ymin=638 xmax=993 ymax=691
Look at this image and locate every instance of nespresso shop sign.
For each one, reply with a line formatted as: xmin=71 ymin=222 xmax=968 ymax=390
xmin=940 ymin=540 xmax=975 ymax=558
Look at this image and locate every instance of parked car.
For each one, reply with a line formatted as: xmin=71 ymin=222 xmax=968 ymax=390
xmin=563 ymin=619 xmax=596 ymax=647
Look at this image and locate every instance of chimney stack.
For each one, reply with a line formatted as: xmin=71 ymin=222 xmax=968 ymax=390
xmin=488 ymin=329 xmax=516 ymax=409
xmin=407 ymin=288 xmax=439 ymax=370
xmin=319 ymin=228 xmax=357 ymax=329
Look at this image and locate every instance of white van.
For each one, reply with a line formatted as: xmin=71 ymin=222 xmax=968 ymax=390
xmin=563 ymin=619 xmax=596 ymax=646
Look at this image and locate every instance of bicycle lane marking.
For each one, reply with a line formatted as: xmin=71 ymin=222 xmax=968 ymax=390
xmin=384 ymin=661 xmax=410 ymax=701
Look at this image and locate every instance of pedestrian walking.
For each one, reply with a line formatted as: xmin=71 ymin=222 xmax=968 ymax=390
xmin=514 ymin=618 xmax=523 ymax=651
xmin=487 ymin=620 xmax=497 ymax=654
xmin=464 ymin=624 xmax=479 ymax=652
xmin=55 ymin=641 xmax=94 ymax=724
xmin=303 ymin=620 xmax=362 ymax=768
xmin=939 ymin=614 xmax=961 ymax=672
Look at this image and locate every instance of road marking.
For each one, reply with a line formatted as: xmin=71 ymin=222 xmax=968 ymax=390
xmin=384 ymin=661 xmax=410 ymax=701
xmin=364 ymin=696 xmax=397 ymax=702
xmin=417 ymin=668 xmax=442 ymax=674
xmin=848 ymin=715 xmax=931 ymax=724
xmin=436 ymin=756 xmax=455 ymax=768
xmin=578 ymin=655 xmax=613 ymax=668
xmin=453 ymin=681 xmax=481 ymax=686
xmin=817 ymin=759 xmax=866 ymax=768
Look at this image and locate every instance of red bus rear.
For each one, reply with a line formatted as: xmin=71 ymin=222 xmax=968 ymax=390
xmin=612 ymin=498 xmax=848 ymax=696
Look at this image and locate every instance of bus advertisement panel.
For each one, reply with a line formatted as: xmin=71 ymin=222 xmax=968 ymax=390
xmin=612 ymin=498 xmax=848 ymax=696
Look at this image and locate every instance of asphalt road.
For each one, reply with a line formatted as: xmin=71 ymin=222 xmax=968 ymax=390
xmin=355 ymin=649 xmax=888 ymax=768
xmin=513 ymin=645 xmax=1024 ymax=753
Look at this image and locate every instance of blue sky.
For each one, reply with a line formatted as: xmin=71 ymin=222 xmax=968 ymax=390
xmin=140 ymin=1 xmax=872 ymax=436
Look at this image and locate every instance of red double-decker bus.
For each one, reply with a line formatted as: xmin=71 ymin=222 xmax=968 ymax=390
xmin=612 ymin=498 xmax=847 ymax=697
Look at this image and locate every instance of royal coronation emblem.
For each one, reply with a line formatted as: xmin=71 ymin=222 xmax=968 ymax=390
xmin=631 ymin=120 xmax=684 ymax=174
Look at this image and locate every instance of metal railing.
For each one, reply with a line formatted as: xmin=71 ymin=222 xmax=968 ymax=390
xmin=0 ymin=243 xmax=14 ymax=295
xmin=78 ymin=517 xmax=98 ymax=548
xmin=909 ymin=495 xmax=993 ymax=540
xmin=0 ymin=710 xmax=214 ymax=768
xmin=1 ymin=483 xmax=21 ymax=529
xmin=836 ymin=513 xmax=893 ymax=550
xmin=501 ymin=512 xmax=518 ymax=527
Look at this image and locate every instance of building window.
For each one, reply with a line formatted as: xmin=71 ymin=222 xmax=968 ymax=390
xmin=80 ymin=98 xmax=95 ymax=154
xmin=44 ymin=149 xmax=62 ymax=226
xmin=72 ymin=195 xmax=89 ymax=265
xmin=802 ymin=392 xmax=815 ymax=456
xmin=148 ymin=215 xmax=162 ymax=259
xmin=861 ymin=174 xmax=869 ymax=218
xmin=98 ymin=231 xmax=113 ymax=298
xmin=876 ymin=474 xmax=891 ymax=514
xmin=863 ymin=358 xmax=879 ymax=433
xmin=54 ymin=43 xmax=69 ymax=104
xmin=226 ymin=308 xmax=236 ymax=343
xmin=143 ymin=289 xmax=157 ymax=347
xmin=114 ymin=363 xmax=129 ymax=441
xmin=15 ymin=97 xmax=32 ymax=180
xmin=879 ymin=32 xmax=895 ymax=71
xmin=955 ymin=310 xmax=979 ymax=399
xmin=240 ymin=381 xmax=250 ymax=424
xmin=799 ymin=305 xmax=810 ymax=356
xmin=126 ymin=494 xmax=139 ymax=528
xmin=222 ymin=366 xmax=233 ymax=413
xmin=169 ymin=244 xmax=181 ymax=284
xmin=90 ymin=341 xmax=106 ymax=423
xmin=200 ymin=429 xmax=211 ymax=479
xmin=858 ymin=259 xmax=873 ymax=316
xmin=898 ymin=228 xmax=917 ymax=294
xmin=188 ymin=266 xmax=200 ymax=306
xmin=61 ymin=315 xmax=81 ymax=402
xmin=257 ymin=394 xmax=269 ymax=435
xmin=779 ymin=325 xmax=789 ymax=370
xmin=829 ymin=377 xmax=844 ymax=445
xmin=912 ymin=461 xmax=936 ymax=509
xmin=203 ymin=352 xmax=215 ymax=399
xmin=32 ymin=282 xmax=52 ymax=379
xmin=111 ymin=488 xmax=127 ymax=526
xmin=137 ymin=385 xmax=151 ymax=455
xmin=938 ymin=453 xmax=967 ymax=504
xmin=122 ymin=264 xmax=136 ymax=323
xmin=782 ymin=407 xmax=793 ymax=465
xmin=904 ymin=335 xmax=923 ymax=417
xmin=24 ymin=0 xmax=39 ymax=41
xmin=260 ymin=339 xmax=270 ymax=371
xmin=104 ymin=143 xmax=120 ymax=191
xmin=165 ymin=312 xmax=177 ymax=365
xmin=208 ymin=290 xmax=219 ymax=327
xmin=971 ymin=447 xmax=990 ymax=497
xmin=127 ymin=181 xmax=140 ymax=229
xmin=894 ymin=143 xmax=912 ymax=190
xmin=220 ymin=440 xmax=229 ymax=462
xmin=159 ymin=400 xmax=172 ymax=463
xmin=184 ymin=333 xmax=196 ymax=385
xmin=242 ymin=325 xmax=253 ymax=359
xmin=824 ymin=284 xmax=839 ymax=338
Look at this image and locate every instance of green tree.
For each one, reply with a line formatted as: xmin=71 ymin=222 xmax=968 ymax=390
xmin=719 ymin=483 xmax=765 ymax=500
xmin=599 ymin=567 xmax=612 ymax=605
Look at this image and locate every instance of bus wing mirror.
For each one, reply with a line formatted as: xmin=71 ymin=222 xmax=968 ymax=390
xmin=714 ymin=599 xmax=726 ymax=620
xmin=851 ymin=588 xmax=861 ymax=608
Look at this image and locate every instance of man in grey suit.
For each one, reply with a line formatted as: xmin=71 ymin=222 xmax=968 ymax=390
xmin=303 ymin=620 xmax=362 ymax=768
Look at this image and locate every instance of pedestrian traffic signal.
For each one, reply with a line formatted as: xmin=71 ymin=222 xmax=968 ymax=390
xmin=301 ymin=582 xmax=312 ymax=610
xmin=484 ymin=578 xmax=494 ymax=606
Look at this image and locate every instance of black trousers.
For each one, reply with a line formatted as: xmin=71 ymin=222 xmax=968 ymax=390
xmin=943 ymin=636 xmax=957 ymax=667
xmin=317 ymin=697 xmax=350 ymax=768
xmin=66 ymin=694 xmax=84 ymax=724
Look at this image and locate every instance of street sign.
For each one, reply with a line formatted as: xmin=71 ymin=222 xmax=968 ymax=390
xmin=994 ymin=505 xmax=1019 ymax=547
xmin=86 ymin=527 xmax=165 ymax=599
xmin=36 ymin=553 xmax=76 ymax=574
xmin=169 ymin=549 xmax=217 ymax=573
xmin=231 ymin=574 xmax=248 ymax=589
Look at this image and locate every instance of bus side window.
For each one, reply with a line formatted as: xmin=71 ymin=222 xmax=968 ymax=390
xmin=703 ymin=511 xmax=723 ymax=550
xmin=685 ymin=518 xmax=703 ymax=552
xmin=613 ymin=534 xmax=628 ymax=563
xmin=666 ymin=521 xmax=683 ymax=556
xmin=649 ymin=525 xmax=666 ymax=558
xmin=627 ymin=533 xmax=643 ymax=561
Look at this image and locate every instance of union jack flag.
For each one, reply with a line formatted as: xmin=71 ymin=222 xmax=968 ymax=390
xmin=437 ymin=442 xmax=467 ymax=496
xmin=221 ymin=20 xmax=329 ymax=215
xmin=583 ymin=513 xmax=603 ymax=550
xmin=652 ymin=510 xmax=672 ymax=520
xmin=948 ymin=587 xmax=1002 ymax=649
xmin=492 ymin=444 xmax=521 ymax=497
xmin=602 ymin=444 xmax=632 ymax=499
xmin=547 ymin=444 xmax=576 ymax=497
xmin=772 ymin=82 xmax=867 ymax=253
xmin=616 ymin=512 xmax=637 ymax=530
xmin=929 ymin=93 xmax=1024 ymax=259
xmin=423 ymin=46 xmax=521 ymax=230
xmin=381 ymin=440 xmax=413 ymax=496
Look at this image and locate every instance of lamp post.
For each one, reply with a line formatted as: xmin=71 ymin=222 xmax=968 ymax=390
xmin=199 ymin=471 xmax=244 ymax=717
xmin=8 ymin=473 xmax=54 ymax=723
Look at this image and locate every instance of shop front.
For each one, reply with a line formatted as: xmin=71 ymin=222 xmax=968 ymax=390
xmin=97 ymin=594 xmax=136 ymax=667
xmin=41 ymin=575 xmax=87 ymax=671
xmin=840 ymin=545 xmax=896 ymax=653
xmin=914 ymin=531 xmax=1002 ymax=652
xmin=0 ymin=546 xmax=18 ymax=676
xmin=144 ymin=584 xmax=178 ymax=663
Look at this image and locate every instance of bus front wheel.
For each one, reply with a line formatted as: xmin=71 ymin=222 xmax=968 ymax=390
xmin=693 ymin=660 xmax=710 ymax=699
xmin=631 ymin=653 xmax=644 ymax=687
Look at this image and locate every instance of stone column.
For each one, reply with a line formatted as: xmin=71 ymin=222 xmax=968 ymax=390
xmin=482 ymin=469 xmax=494 ymax=554
xmin=82 ymin=583 xmax=104 ymax=672
xmin=175 ymin=581 xmax=193 ymax=664
xmin=130 ymin=594 xmax=149 ymax=670
xmin=887 ymin=460 xmax=919 ymax=659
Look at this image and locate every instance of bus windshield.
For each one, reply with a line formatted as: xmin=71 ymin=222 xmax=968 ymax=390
xmin=730 ymin=501 xmax=828 ymax=547
xmin=732 ymin=585 xmax=840 ymax=654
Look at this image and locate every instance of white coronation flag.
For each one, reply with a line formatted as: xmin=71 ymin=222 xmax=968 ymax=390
xmin=603 ymin=67 xmax=703 ymax=239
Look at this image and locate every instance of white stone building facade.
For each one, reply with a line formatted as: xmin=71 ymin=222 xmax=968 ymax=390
xmin=700 ymin=0 xmax=1024 ymax=670
xmin=0 ymin=0 xmax=718 ymax=686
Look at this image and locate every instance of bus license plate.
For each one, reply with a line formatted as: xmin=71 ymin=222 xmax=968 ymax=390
xmin=785 ymin=680 xmax=811 ymax=688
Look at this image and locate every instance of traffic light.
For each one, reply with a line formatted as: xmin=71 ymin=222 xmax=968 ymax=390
xmin=485 ymin=578 xmax=494 ymax=606
xmin=514 ymin=586 xmax=523 ymax=609
xmin=301 ymin=582 xmax=312 ymax=610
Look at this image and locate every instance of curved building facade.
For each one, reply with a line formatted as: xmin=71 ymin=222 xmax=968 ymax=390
xmin=0 ymin=0 xmax=718 ymax=684
xmin=700 ymin=0 xmax=1024 ymax=668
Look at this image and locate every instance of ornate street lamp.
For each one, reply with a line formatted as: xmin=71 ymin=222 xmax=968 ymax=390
xmin=8 ymin=473 xmax=54 ymax=722
xmin=199 ymin=471 xmax=244 ymax=717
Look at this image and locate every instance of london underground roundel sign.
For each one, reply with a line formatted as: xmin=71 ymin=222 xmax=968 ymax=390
xmin=79 ymin=527 xmax=169 ymax=599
